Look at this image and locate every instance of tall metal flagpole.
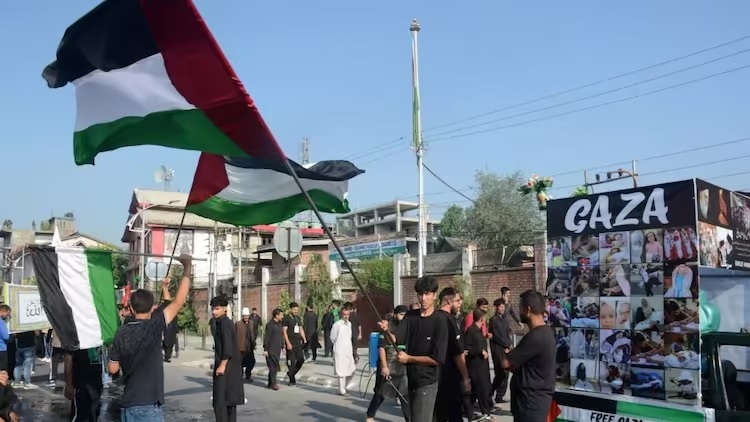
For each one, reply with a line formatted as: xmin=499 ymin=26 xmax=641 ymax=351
xmin=237 ymin=227 xmax=243 ymax=320
xmin=410 ymin=18 xmax=426 ymax=278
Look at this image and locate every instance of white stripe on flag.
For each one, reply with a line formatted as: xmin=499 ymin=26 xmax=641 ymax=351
xmin=57 ymin=248 xmax=103 ymax=349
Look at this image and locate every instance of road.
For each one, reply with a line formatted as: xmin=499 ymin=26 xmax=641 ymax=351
xmin=13 ymin=346 xmax=513 ymax=421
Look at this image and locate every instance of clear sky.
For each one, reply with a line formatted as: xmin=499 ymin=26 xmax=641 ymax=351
xmin=2 ymin=1 xmax=749 ymax=244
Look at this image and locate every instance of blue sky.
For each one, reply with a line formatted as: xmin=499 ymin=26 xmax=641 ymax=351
xmin=2 ymin=1 xmax=749 ymax=244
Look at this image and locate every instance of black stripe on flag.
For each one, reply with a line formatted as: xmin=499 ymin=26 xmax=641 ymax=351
xmin=554 ymin=390 xmax=618 ymax=414
xmin=224 ymin=157 xmax=365 ymax=182
xmin=29 ymin=246 xmax=81 ymax=350
xmin=43 ymin=0 xmax=159 ymax=88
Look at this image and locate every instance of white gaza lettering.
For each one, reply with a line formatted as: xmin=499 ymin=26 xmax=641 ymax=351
xmin=564 ymin=188 xmax=669 ymax=233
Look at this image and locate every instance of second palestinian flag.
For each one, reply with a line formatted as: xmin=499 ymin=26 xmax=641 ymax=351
xmin=30 ymin=246 xmax=119 ymax=350
xmin=187 ymin=155 xmax=364 ymax=226
xmin=43 ymin=0 xmax=284 ymax=165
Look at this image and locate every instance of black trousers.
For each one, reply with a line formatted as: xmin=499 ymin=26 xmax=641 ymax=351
xmin=434 ymin=381 xmax=464 ymax=422
xmin=366 ymin=372 xmax=411 ymax=420
xmin=266 ymin=354 xmax=280 ymax=387
xmin=287 ymin=346 xmax=304 ymax=383
xmin=212 ymin=376 xmax=237 ymax=422
xmin=304 ymin=338 xmax=317 ymax=361
xmin=324 ymin=329 xmax=333 ymax=356
xmin=0 ymin=351 xmax=7 ymax=372
xmin=470 ymin=359 xmax=494 ymax=415
xmin=491 ymin=346 xmax=508 ymax=402
xmin=241 ymin=352 xmax=256 ymax=379
xmin=70 ymin=384 xmax=102 ymax=422
xmin=163 ymin=342 xmax=174 ymax=361
xmin=6 ymin=342 xmax=15 ymax=381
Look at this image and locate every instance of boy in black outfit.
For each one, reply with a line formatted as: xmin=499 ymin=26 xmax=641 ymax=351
xmin=381 ymin=276 xmax=448 ymax=422
xmin=500 ymin=290 xmax=556 ymax=422
xmin=65 ymin=347 xmax=103 ymax=421
xmin=263 ymin=309 xmax=284 ymax=390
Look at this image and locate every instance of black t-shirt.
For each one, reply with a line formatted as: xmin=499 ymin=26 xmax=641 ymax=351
xmin=109 ymin=309 xmax=167 ymax=408
xmin=437 ymin=310 xmax=464 ymax=384
xmin=282 ymin=314 xmax=303 ymax=346
xmin=402 ymin=309 xmax=448 ymax=388
xmin=70 ymin=348 xmax=104 ymax=389
xmin=507 ymin=325 xmax=556 ymax=421
xmin=349 ymin=312 xmax=361 ymax=340
xmin=15 ymin=332 xmax=35 ymax=349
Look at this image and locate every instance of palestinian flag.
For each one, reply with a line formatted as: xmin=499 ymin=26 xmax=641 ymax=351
xmin=30 ymin=246 xmax=119 ymax=350
xmin=186 ymin=154 xmax=364 ymax=226
xmin=42 ymin=0 xmax=284 ymax=165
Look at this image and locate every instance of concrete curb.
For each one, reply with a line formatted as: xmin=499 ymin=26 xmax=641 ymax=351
xmin=179 ymin=360 xmax=341 ymax=390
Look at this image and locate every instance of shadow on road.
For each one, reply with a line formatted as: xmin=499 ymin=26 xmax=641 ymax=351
xmin=302 ymin=400 xmax=370 ymax=422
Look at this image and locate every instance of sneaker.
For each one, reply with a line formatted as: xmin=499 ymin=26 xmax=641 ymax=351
xmin=46 ymin=380 xmax=56 ymax=388
xmin=24 ymin=383 xmax=38 ymax=390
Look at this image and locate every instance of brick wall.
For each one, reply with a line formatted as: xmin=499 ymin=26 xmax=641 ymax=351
xmin=400 ymin=266 xmax=536 ymax=333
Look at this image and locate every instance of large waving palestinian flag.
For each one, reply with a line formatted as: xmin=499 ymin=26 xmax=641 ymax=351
xmin=186 ymin=154 xmax=364 ymax=226
xmin=42 ymin=0 xmax=284 ymax=165
xmin=30 ymin=246 xmax=119 ymax=350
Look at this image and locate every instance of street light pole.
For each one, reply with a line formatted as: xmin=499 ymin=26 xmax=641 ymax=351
xmin=139 ymin=209 xmax=147 ymax=289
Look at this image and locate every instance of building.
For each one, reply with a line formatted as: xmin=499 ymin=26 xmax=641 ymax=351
xmin=333 ymin=200 xmax=441 ymax=262
xmin=1 ymin=215 xmax=110 ymax=283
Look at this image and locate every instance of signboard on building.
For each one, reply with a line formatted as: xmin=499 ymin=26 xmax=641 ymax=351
xmin=2 ymin=284 xmax=51 ymax=333
xmin=329 ymin=238 xmax=407 ymax=261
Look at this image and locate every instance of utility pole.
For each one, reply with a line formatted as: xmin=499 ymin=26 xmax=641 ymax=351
xmin=410 ymin=18 xmax=426 ymax=278
xmin=584 ymin=160 xmax=639 ymax=191
xmin=301 ymin=137 xmax=313 ymax=224
xmin=236 ymin=226 xmax=243 ymax=321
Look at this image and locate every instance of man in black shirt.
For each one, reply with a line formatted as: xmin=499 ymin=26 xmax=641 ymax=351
xmin=210 ymin=296 xmax=244 ymax=422
xmin=282 ymin=302 xmax=306 ymax=386
xmin=489 ymin=298 xmax=512 ymax=403
xmin=500 ymin=290 xmax=556 ymax=422
xmin=64 ymin=347 xmax=103 ymax=421
xmin=263 ymin=308 xmax=284 ymax=390
xmin=434 ymin=287 xmax=471 ymax=422
xmin=302 ymin=303 xmax=318 ymax=362
xmin=108 ymin=254 xmax=192 ymax=421
xmin=345 ymin=302 xmax=362 ymax=363
xmin=500 ymin=287 xmax=522 ymax=328
xmin=384 ymin=276 xmax=448 ymax=422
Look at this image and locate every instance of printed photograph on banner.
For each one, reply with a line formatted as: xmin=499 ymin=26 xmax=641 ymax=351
xmin=569 ymin=297 xmax=599 ymax=328
xmin=547 ymin=296 xmax=573 ymax=328
xmin=664 ymin=263 xmax=699 ymax=299
xmin=698 ymin=221 xmax=734 ymax=268
xmin=555 ymin=327 xmax=571 ymax=383
xmin=663 ymin=298 xmax=699 ymax=334
xmin=569 ymin=329 xmax=599 ymax=360
xmin=630 ymin=366 xmax=665 ymax=400
xmin=600 ymin=297 xmax=630 ymax=330
xmin=546 ymin=266 xmax=573 ymax=297
xmin=629 ymin=263 xmax=664 ymax=296
xmin=665 ymin=368 xmax=699 ymax=405
xmin=548 ymin=237 xmax=575 ymax=267
xmin=600 ymin=264 xmax=630 ymax=297
xmin=571 ymin=267 xmax=600 ymax=297
xmin=600 ymin=329 xmax=631 ymax=365
xmin=599 ymin=232 xmax=631 ymax=264
xmin=631 ymin=296 xmax=664 ymax=331
xmin=664 ymin=227 xmax=698 ymax=263
xmin=631 ymin=329 xmax=665 ymax=367
xmin=630 ymin=229 xmax=664 ymax=264
xmin=662 ymin=333 xmax=700 ymax=369
xmin=730 ymin=192 xmax=750 ymax=269
xmin=600 ymin=362 xmax=630 ymax=395
xmin=696 ymin=179 xmax=731 ymax=228
xmin=570 ymin=358 xmax=599 ymax=391
xmin=571 ymin=234 xmax=600 ymax=266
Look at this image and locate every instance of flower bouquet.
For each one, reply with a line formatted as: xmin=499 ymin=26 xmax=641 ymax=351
xmin=519 ymin=174 xmax=554 ymax=210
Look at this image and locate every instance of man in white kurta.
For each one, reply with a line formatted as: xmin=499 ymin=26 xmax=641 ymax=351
xmin=330 ymin=307 xmax=356 ymax=396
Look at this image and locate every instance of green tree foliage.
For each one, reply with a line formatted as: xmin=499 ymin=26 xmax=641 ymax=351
xmin=449 ymin=171 xmax=545 ymax=248
xmin=440 ymin=205 xmax=467 ymax=237
xmin=452 ymin=275 xmax=474 ymax=313
xmin=111 ymin=253 xmax=128 ymax=288
xmin=166 ymin=268 xmax=199 ymax=333
xmin=357 ymin=257 xmax=394 ymax=292
xmin=278 ymin=288 xmax=291 ymax=310
xmin=302 ymin=253 xmax=334 ymax=319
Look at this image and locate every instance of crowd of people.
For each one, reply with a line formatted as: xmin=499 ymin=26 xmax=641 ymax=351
xmin=0 ymin=255 xmax=556 ymax=422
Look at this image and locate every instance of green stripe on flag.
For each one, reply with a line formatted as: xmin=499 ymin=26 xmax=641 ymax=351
xmin=617 ymin=401 xmax=705 ymax=422
xmin=85 ymin=249 xmax=119 ymax=345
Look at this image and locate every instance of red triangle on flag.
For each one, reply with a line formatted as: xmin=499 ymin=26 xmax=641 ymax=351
xmin=546 ymin=399 xmax=561 ymax=422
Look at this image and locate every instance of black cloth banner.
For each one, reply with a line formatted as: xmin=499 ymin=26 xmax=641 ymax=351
xmin=546 ymin=180 xmax=697 ymax=238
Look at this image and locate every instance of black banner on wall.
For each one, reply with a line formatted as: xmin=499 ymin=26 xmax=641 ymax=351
xmin=546 ymin=180 xmax=696 ymax=238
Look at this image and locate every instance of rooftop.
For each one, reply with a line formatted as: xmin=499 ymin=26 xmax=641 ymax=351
xmin=337 ymin=200 xmax=419 ymax=218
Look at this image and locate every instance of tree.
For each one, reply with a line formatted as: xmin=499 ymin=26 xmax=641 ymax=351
xmin=303 ymin=253 xmax=334 ymax=320
xmin=111 ymin=253 xmax=128 ymax=288
xmin=166 ymin=268 xmax=199 ymax=333
xmin=278 ymin=288 xmax=291 ymax=310
xmin=452 ymin=275 xmax=474 ymax=313
xmin=459 ymin=171 xmax=545 ymax=248
xmin=357 ymin=257 xmax=394 ymax=292
xmin=440 ymin=205 xmax=467 ymax=237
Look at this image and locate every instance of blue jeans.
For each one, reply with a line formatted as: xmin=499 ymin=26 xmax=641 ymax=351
xmin=13 ymin=347 xmax=34 ymax=384
xmin=121 ymin=405 xmax=164 ymax=422
xmin=101 ymin=348 xmax=111 ymax=385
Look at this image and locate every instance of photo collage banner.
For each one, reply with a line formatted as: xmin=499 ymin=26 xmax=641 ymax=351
xmin=545 ymin=180 xmax=700 ymax=405
xmin=696 ymin=178 xmax=750 ymax=271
